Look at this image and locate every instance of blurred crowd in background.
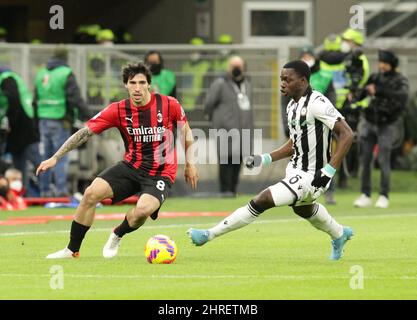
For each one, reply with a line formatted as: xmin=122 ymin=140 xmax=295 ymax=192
xmin=0 ymin=23 xmax=416 ymax=211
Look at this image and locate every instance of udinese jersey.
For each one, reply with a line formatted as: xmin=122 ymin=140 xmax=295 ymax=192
xmin=286 ymin=88 xmax=344 ymax=174
xmin=87 ymin=93 xmax=187 ymax=183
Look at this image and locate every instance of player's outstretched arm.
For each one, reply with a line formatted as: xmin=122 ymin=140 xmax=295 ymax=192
xmin=36 ymin=126 xmax=95 ymax=176
xmin=269 ymin=138 xmax=294 ymax=162
xmin=246 ymin=139 xmax=293 ymax=169
xmin=181 ymin=122 xmax=199 ymax=189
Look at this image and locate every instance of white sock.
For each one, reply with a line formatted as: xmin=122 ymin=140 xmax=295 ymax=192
xmin=208 ymin=202 xmax=263 ymax=240
xmin=307 ymin=203 xmax=343 ymax=240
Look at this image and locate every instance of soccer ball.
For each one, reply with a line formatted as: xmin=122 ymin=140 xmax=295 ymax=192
xmin=144 ymin=234 xmax=178 ymax=264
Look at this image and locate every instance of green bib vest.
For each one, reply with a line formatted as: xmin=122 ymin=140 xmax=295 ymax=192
xmin=151 ymin=69 xmax=176 ymax=96
xmin=320 ymin=61 xmax=344 ymax=72
xmin=36 ymin=66 xmax=72 ymax=119
xmin=320 ymin=60 xmax=347 ymax=109
xmin=0 ymin=71 xmax=34 ymax=121
xmin=181 ymin=60 xmax=210 ymax=110
xmin=310 ymin=69 xmax=333 ymax=94
xmin=320 ymin=55 xmax=369 ymax=109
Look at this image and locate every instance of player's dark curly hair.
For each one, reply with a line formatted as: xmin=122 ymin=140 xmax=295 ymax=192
xmin=122 ymin=62 xmax=152 ymax=84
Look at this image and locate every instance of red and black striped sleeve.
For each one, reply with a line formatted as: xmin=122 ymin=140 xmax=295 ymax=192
xmin=167 ymin=96 xmax=187 ymax=128
xmin=86 ymin=102 xmax=119 ymax=134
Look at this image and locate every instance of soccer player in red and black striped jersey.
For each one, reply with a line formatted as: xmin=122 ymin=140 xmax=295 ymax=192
xmin=36 ymin=62 xmax=199 ymax=259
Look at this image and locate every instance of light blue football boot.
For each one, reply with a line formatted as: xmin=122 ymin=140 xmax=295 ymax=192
xmin=330 ymin=226 xmax=354 ymax=260
xmin=187 ymin=228 xmax=210 ymax=246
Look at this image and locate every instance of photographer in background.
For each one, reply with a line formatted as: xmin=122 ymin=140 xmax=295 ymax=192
xmin=353 ymin=50 xmax=409 ymax=209
xmin=338 ymin=29 xmax=370 ymax=189
xmin=341 ymin=29 xmax=370 ymax=131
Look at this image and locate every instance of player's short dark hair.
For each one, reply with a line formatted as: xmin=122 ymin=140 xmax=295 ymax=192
xmin=283 ymin=60 xmax=311 ymax=81
xmin=122 ymin=62 xmax=152 ymax=84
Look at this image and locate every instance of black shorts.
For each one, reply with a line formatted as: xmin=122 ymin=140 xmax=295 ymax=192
xmin=98 ymin=161 xmax=172 ymax=220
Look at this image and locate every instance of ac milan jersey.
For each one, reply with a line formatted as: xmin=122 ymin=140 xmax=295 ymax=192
xmin=86 ymin=93 xmax=187 ymax=183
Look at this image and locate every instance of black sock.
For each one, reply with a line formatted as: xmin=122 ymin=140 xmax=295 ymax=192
xmin=248 ymin=199 xmax=265 ymax=214
xmin=114 ymin=216 xmax=138 ymax=238
xmin=67 ymin=221 xmax=90 ymax=253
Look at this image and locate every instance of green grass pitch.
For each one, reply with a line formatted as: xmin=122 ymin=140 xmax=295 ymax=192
xmin=1 ymin=172 xmax=417 ymax=299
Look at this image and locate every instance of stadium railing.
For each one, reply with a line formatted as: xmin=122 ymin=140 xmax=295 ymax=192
xmin=0 ymin=43 xmax=415 ymax=194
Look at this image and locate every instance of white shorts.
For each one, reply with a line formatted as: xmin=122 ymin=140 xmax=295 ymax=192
xmin=268 ymin=167 xmax=329 ymax=207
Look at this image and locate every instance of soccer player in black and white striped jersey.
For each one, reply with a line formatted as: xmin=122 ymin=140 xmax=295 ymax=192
xmin=188 ymin=60 xmax=355 ymax=260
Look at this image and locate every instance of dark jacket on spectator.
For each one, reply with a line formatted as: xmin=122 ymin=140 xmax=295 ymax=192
xmin=358 ymin=70 xmax=409 ymax=125
xmin=0 ymin=69 xmax=39 ymax=154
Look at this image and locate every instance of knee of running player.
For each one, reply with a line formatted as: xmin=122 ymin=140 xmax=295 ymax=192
xmin=292 ymin=204 xmax=316 ymax=219
xmin=130 ymin=204 xmax=153 ymax=223
xmin=82 ymin=186 xmax=106 ymax=207
xmin=251 ymin=188 xmax=276 ymax=211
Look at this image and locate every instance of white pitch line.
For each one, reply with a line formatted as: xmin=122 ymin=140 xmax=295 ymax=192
xmin=1 ymin=212 xmax=416 ymax=238
xmin=0 ymin=222 xmax=214 ymax=237
xmin=0 ymin=273 xmax=416 ymax=281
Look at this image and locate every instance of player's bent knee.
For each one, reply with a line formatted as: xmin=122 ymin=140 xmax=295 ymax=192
xmin=292 ymin=204 xmax=316 ymax=219
xmin=82 ymin=186 xmax=106 ymax=206
xmin=132 ymin=206 xmax=151 ymax=221
xmin=252 ymin=189 xmax=275 ymax=211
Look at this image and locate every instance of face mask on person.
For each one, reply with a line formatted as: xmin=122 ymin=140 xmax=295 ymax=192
xmin=303 ymin=59 xmax=315 ymax=68
xmin=0 ymin=186 xmax=8 ymax=198
xmin=232 ymin=67 xmax=243 ymax=79
xmin=149 ymin=63 xmax=162 ymax=75
xmin=10 ymin=180 xmax=23 ymax=193
xmin=340 ymin=41 xmax=351 ymax=53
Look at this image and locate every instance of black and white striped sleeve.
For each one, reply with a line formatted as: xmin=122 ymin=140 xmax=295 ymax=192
xmin=310 ymin=95 xmax=344 ymax=130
